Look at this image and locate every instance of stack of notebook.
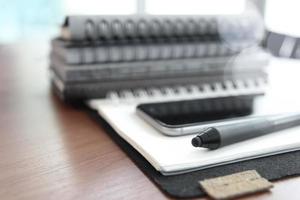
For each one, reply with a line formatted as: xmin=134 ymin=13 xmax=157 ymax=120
xmin=50 ymin=14 xmax=270 ymax=101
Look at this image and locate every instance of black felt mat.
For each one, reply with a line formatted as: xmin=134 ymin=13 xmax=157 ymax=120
xmin=88 ymin=109 xmax=300 ymax=198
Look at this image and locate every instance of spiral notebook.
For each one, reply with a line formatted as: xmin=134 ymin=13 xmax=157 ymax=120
xmin=87 ymin=82 xmax=300 ymax=176
xmin=86 ymin=76 xmax=269 ymax=175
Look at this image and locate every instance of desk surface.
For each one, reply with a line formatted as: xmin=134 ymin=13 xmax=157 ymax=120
xmin=0 ymin=41 xmax=300 ymax=200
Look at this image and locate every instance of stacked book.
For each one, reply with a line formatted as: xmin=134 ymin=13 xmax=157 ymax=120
xmin=50 ymin=14 xmax=270 ymax=101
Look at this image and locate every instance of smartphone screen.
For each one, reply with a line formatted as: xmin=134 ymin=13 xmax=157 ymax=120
xmin=137 ymin=95 xmax=255 ymax=129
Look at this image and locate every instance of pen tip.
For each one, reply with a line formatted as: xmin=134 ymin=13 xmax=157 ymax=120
xmin=191 ymin=136 xmax=202 ymax=147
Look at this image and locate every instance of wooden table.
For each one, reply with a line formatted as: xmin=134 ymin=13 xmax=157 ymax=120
xmin=1 ymin=41 xmax=300 ymax=200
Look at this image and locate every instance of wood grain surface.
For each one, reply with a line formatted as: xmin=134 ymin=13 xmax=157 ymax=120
xmin=0 ymin=41 xmax=300 ymax=200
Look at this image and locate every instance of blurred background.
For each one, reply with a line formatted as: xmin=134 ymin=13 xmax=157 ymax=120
xmin=1 ymin=0 xmax=299 ymax=44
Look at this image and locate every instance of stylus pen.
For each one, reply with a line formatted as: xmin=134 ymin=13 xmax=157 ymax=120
xmin=191 ymin=112 xmax=300 ymax=150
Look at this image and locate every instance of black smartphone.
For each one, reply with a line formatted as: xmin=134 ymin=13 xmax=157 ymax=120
xmin=136 ymin=95 xmax=255 ymax=136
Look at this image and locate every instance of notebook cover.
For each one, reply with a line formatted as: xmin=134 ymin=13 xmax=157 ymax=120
xmin=87 ymin=108 xmax=300 ymax=198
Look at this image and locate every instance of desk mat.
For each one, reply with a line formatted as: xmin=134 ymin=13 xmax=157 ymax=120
xmin=88 ymin=109 xmax=300 ymax=198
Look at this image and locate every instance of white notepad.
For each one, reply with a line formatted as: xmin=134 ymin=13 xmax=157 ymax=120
xmin=88 ymin=58 xmax=300 ymax=176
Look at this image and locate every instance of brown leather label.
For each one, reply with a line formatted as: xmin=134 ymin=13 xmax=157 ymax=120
xmin=199 ymin=170 xmax=273 ymax=200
